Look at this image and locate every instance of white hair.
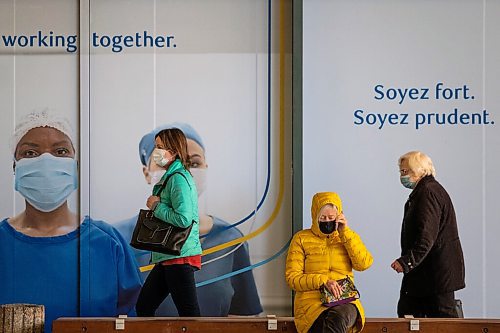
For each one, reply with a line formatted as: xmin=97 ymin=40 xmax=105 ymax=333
xmin=319 ymin=203 xmax=338 ymax=214
xmin=398 ymin=151 xmax=436 ymax=178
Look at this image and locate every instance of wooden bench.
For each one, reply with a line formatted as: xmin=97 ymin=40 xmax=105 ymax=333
xmin=53 ymin=317 xmax=500 ymax=333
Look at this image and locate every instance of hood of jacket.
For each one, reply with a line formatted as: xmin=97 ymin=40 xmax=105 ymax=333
xmin=310 ymin=192 xmax=343 ymax=237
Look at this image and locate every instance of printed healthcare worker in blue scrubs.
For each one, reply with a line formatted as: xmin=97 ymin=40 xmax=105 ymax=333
xmin=0 ymin=109 xmax=142 ymax=333
xmin=115 ymin=122 xmax=262 ymax=316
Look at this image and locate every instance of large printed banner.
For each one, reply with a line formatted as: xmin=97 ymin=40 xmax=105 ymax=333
xmin=0 ymin=1 xmax=292 ymax=332
xmin=303 ymin=0 xmax=500 ymax=317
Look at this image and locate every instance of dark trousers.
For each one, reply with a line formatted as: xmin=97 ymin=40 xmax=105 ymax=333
xmin=309 ymin=304 xmax=358 ymax=333
xmin=136 ymin=263 xmax=200 ymax=317
xmin=397 ymin=291 xmax=458 ymax=318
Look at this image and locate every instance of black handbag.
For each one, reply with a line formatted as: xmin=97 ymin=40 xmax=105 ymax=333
xmin=130 ymin=172 xmax=194 ymax=256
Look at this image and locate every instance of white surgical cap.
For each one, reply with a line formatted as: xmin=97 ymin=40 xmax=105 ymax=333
xmin=10 ymin=108 xmax=76 ymax=155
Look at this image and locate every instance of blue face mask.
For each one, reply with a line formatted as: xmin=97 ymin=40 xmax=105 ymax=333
xmin=15 ymin=153 xmax=78 ymax=212
xmin=400 ymin=175 xmax=416 ymax=189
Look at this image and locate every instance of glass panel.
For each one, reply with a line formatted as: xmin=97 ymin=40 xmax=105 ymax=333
xmin=303 ymin=0 xmax=498 ymax=318
xmin=0 ymin=1 xmax=80 ymax=332
xmin=85 ymin=0 xmax=293 ymax=317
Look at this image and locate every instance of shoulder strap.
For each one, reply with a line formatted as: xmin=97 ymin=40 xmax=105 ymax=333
xmin=156 ymin=171 xmax=189 ymax=194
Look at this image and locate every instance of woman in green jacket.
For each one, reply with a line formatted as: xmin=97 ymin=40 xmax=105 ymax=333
xmin=136 ymin=128 xmax=202 ymax=317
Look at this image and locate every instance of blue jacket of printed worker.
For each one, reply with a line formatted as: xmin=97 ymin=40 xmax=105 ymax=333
xmin=285 ymin=192 xmax=373 ymax=333
xmin=150 ymin=158 xmax=201 ymax=263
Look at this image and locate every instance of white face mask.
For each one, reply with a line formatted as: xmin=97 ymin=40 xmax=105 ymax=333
xmin=149 ymin=169 xmax=166 ymax=185
xmin=152 ymin=148 xmax=169 ymax=167
xmin=190 ymin=168 xmax=207 ymax=197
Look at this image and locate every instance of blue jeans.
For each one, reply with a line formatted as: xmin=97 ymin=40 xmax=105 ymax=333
xmin=136 ymin=263 xmax=200 ymax=317
xmin=309 ymin=303 xmax=358 ymax=333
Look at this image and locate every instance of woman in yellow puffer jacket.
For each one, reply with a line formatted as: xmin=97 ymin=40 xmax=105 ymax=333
xmin=285 ymin=192 xmax=373 ymax=333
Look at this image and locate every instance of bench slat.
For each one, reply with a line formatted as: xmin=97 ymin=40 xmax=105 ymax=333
xmin=53 ymin=317 xmax=500 ymax=333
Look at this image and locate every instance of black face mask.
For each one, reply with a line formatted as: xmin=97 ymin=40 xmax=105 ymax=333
xmin=319 ymin=220 xmax=337 ymax=234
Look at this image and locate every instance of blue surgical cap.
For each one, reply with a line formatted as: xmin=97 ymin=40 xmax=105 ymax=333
xmin=138 ymin=122 xmax=205 ymax=166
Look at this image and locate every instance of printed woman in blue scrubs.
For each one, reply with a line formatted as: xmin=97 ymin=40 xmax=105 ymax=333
xmin=0 ymin=110 xmax=142 ymax=333
xmin=115 ymin=122 xmax=262 ymax=316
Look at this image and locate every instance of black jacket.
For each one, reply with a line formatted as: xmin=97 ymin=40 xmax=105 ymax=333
xmin=397 ymin=175 xmax=465 ymax=297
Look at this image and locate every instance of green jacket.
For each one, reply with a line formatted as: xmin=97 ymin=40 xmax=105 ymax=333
xmin=150 ymin=159 xmax=201 ymax=263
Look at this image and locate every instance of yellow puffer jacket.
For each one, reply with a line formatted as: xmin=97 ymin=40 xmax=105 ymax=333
xmin=285 ymin=192 xmax=373 ymax=333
